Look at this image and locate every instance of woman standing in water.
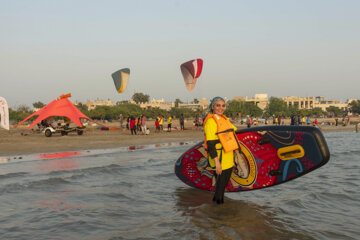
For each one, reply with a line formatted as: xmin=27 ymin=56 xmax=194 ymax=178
xmin=203 ymin=97 xmax=247 ymax=204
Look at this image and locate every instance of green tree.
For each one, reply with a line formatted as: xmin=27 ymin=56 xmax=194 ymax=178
xmin=9 ymin=105 xmax=32 ymax=122
xmin=246 ymin=103 xmax=263 ymax=117
xmin=132 ymin=92 xmax=150 ymax=103
xmin=287 ymin=105 xmax=300 ymax=117
xmin=32 ymin=101 xmax=45 ymax=109
xmin=16 ymin=104 xmax=31 ymax=112
xmin=170 ymin=107 xmax=200 ymax=118
xmin=264 ymin=97 xmax=288 ymax=117
xmin=326 ymin=106 xmax=342 ymax=117
xmin=193 ymin=98 xmax=199 ymax=104
xmin=143 ymin=107 xmax=168 ymax=119
xmin=89 ymin=106 xmax=108 ymax=120
xmin=310 ymin=107 xmax=325 ymax=117
xmin=75 ymin=102 xmax=88 ymax=113
xmin=225 ymin=100 xmax=263 ymax=118
xmin=174 ymin=98 xmax=183 ymax=108
xmin=349 ymin=100 xmax=360 ymax=114
xmin=226 ymin=100 xmax=244 ymax=114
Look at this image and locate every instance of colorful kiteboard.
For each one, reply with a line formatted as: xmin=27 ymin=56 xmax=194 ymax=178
xmin=175 ymin=126 xmax=330 ymax=192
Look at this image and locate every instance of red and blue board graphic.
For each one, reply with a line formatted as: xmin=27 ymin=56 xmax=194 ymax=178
xmin=175 ymin=126 xmax=330 ymax=192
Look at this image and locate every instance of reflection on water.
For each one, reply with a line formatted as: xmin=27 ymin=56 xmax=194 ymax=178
xmin=38 ymin=158 xmax=80 ymax=173
xmin=39 ymin=151 xmax=83 ymax=159
xmin=174 ymin=188 xmax=315 ymax=240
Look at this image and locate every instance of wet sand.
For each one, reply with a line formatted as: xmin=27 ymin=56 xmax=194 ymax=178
xmin=0 ymin=120 xmax=358 ymax=156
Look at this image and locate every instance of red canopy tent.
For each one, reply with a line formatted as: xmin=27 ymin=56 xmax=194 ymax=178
xmin=15 ymin=94 xmax=98 ymax=130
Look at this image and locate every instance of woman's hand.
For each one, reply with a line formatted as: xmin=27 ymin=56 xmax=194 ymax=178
xmin=214 ymin=157 xmax=222 ymax=175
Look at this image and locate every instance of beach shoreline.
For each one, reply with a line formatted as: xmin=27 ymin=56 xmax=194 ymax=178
xmin=0 ymin=120 xmax=357 ymax=157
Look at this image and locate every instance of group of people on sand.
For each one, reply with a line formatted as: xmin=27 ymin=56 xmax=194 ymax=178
xmin=119 ymin=114 xmax=180 ymax=135
xmin=119 ymin=114 xmax=148 ymax=135
xmin=290 ymin=115 xmax=318 ymax=127
xmin=154 ymin=114 xmax=177 ymax=132
xmin=334 ymin=116 xmax=350 ymax=126
xmin=243 ymin=115 xmax=320 ymax=128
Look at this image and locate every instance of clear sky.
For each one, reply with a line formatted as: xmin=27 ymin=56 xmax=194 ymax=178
xmin=1 ymin=0 xmax=359 ymax=107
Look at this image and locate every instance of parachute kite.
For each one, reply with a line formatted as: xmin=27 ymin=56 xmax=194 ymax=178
xmin=112 ymin=68 xmax=130 ymax=93
xmin=0 ymin=96 xmax=9 ymax=130
xmin=180 ymin=59 xmax=203 ymax=91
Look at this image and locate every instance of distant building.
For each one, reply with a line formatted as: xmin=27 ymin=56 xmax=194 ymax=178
xmin=86 ymin=99 xmax=115 ymax=110
xmin=199 ymin=98 xmax=210 ymax=110
xmin=178 ymin=98 xmax=209 ymax=111
xmin=234 ymin=94 xmax=269 ymax=110
xmin=139 ymin=98 xmax=175 ymax=111
xmin=234 ymin=94 xmax=353 ymax=112
xmin=281 ymin=96 xmax=350 ymax=111
xmin=281 ymin=96 xmax=316 ymax=109
xmin=138 ymin=98 xmax=209 ymax=111
xmin=178 ymin=103 xmax=202 ymax=111
xmin=312 ymin=96 xmax=349 ymax=111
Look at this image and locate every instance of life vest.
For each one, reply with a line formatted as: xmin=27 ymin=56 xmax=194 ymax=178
xmin=203 ymin=113 xmax=240 ymax=157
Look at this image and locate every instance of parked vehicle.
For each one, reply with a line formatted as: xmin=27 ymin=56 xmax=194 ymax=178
xmin=43 ymin=126 xmax=85 ymax=137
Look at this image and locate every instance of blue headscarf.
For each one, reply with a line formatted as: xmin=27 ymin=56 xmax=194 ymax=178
xmin=202 ymin=96 xmax=225 ymax=119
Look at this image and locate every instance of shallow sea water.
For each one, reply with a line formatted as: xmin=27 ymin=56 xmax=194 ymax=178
xmin=0 ymin=132 xmax=359 ymax=240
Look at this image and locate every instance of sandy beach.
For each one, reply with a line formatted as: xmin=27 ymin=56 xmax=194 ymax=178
xmin=1 ymin=118 xmax=358 ymax=157
xmin=0 ymin=121 xmax=202 ymax=156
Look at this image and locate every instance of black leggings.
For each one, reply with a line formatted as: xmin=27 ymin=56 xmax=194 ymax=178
xmin=213 ymin=168 xmax=233 ymax=204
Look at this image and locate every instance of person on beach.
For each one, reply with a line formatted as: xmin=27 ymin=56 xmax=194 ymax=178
xmin=130 ymin=116 xmax=136 ymax=135
xmin=246 ymin=115 xmax=252 ymax=128
xmin=290 ymin=115 xmax=295 ymax=125
xmin=155 ymin=118 xmax=160 ymax=133
xmin=158 ymin=115 xmax=163 ymax=131
xmin=194 ymin=116 xmax=199 ymax=129
xmin=137 ymin=116 xmax=142 ymax=132
xmin=119 ymin=114 xmax=124 ymax=128
xmin=126 ymin=115 xmax=130 ymax=130
xmin=141 ymin=115 xmax=147 ymax=134
xmin=64 ymin=117 xmax=70 ymax=128
xmin=167 ymin=115 xmax=172 ymax=132
xmin=203 ymin=96 xmax=248 ymax=204
xmin=179 ymin=114 xmax=185 ymax=130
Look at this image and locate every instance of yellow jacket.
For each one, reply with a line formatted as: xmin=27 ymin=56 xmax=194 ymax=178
xmin=203 ymin=114 xmax=238 ymax=170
